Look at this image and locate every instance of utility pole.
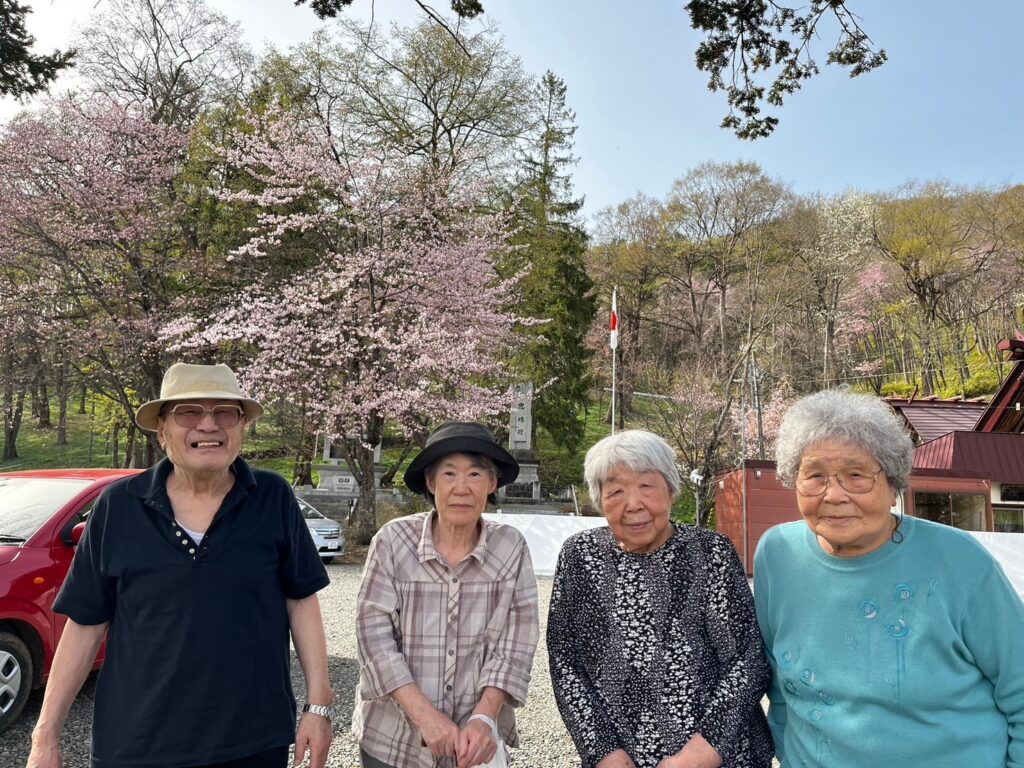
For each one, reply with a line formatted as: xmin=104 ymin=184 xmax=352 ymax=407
xmin=750 ymin=354 xmax=766 ymax=460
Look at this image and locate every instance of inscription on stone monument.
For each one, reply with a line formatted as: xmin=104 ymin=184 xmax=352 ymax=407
xmin=510 ymin=382 xmax=533 ymax=452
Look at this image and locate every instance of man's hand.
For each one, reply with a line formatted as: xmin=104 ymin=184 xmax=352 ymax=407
xmin=25 ymin=734 xmax=62 ymax=768
xmin=596 ymin=749 xmax=638 ymax=768
xmin=293 ymin=712 xmax=332 ymax=768
xmin=25 ymin=619 xmax=107 ymax=768
xmin=456 ymin=717 xmax=497 ymax=768
xmin=416 ymin=706 xmax=460 ymax=758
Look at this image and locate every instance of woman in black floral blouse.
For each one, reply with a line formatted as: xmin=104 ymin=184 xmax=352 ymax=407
xmin=548 ymin=430 xmax=773 ymax=768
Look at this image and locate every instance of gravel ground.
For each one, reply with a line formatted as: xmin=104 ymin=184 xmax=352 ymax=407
xmin=3 ymin=566 xmax=776 ymax=768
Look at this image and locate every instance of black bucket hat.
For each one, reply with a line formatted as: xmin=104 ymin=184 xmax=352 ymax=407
xmin=403 ymin=421 xmax=519 ymax=495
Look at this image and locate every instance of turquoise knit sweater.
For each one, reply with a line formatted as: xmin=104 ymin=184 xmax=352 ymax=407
xmin=754 ymin=516 xmax=1024 ymax=768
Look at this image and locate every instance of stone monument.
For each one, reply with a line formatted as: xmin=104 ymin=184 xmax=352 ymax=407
xmin=501 ymin=382 xmax=541 ymax=500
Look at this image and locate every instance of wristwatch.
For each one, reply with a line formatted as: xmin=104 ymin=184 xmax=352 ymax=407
xmin=303 ymin=702 xmax=334 ymax=721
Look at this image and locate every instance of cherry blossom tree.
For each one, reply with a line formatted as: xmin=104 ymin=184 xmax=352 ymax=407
xmin=835 ymin=261 xmax=896 ymax=394
xmin=731 ymin=378 xmax=794 ymax=460
xmin=167 ymin=109 xmax=526 ymax=542
xmin=0 ymin=96 xmax=195 ymax=463
xmin=790 ymin=191 xmax=874 ymax=385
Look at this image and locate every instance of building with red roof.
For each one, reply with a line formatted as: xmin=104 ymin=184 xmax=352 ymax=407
xmin=716 ymin=339 xmax=1024 ymax=574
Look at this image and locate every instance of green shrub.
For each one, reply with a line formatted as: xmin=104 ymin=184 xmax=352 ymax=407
xmin=880 ymin=379 xmax=917 ymax=397
xmin=961 ymin=368 xmax=1001 ymax=398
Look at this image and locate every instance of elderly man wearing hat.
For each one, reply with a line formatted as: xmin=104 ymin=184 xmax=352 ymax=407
xmin=27 ymin=363 xmax=333 ymax=768
xmin=353 ymin=422 xmax=539 ymax=768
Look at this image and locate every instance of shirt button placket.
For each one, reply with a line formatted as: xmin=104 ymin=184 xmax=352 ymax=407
xmin=443 ymin=572 xmax=460 ymax=711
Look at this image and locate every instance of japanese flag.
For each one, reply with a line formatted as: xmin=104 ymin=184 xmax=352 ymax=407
xmin=610 ymin=288 xmax=619 ymax=350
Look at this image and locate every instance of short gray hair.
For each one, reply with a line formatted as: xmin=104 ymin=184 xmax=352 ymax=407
xmin=775 ymin=389 xmax=914 ymax=493
xmin=584 ymin=430 xmax=681 ymax=512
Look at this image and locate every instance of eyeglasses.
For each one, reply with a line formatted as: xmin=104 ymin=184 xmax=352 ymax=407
xmin=167 ymin=404 xmax=244 ymax=429
xmin=795 ymin=467 xmax=884 ymax=497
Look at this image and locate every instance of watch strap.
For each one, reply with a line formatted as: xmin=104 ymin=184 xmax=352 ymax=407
xmin=303 ymin=702 xmax=333 ymax=720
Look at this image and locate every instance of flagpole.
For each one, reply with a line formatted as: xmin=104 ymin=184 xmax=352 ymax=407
xmin=611 ymin=344 xmax=617 ymax=435
xmin=610 ymin=287 xmax=618 ymax=435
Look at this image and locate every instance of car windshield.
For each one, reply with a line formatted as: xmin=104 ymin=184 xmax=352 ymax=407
xmin=298 ymin=500 xmax=325 ymax=521
xmin=0 ymin=477 xmax=93 ymax=541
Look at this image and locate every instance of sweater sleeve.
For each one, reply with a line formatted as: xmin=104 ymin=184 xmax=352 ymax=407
xmin=695 ymin=533 xmax=773 ymax=764
xmin=959 ymin=557 xmax=1024 ymax=768
xmin=547 ymin=537 xmax=624 ymax=768
xmin=753 ymin=531 xmax=787 ymax=765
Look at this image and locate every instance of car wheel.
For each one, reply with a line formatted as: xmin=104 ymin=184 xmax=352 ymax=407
xmin=0 ymin=631 xmax=32 ymax=735
xmin=321 ymin=556 xmax=336 ymax=564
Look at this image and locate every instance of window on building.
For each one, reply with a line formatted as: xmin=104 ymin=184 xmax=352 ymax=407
xmin=913 ymin=492 xmax=988 ymax=531
xmin=999 ymin=484 xmax=1024 ymax=502
xmin=994 ymin=506 xmax=1024 ymax=533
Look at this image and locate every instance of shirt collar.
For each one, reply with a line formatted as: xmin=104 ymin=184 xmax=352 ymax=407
xmin=125 ymin=456 xmax=257 ymax=518
xmin=416 ymin=509 xmax=489 ymax=566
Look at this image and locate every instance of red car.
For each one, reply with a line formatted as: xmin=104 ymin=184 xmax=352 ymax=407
xmin=0 ymin=468 xmax=139 ymax=733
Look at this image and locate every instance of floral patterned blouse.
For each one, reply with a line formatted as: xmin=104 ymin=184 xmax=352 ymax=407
xmin=547 ymin=523 xmax=774 ymax=768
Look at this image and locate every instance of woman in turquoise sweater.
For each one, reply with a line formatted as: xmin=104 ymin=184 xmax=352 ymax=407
xmin=754 ymin=389 xmax=1024 ymax=768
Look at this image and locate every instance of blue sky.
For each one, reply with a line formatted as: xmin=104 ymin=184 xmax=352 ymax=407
xmin=6 ymin=1 xmax=1023 ymax=220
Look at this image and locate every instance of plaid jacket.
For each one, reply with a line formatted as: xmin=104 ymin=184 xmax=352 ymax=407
xmin=353 ymin=512 xmax=539 ymax=767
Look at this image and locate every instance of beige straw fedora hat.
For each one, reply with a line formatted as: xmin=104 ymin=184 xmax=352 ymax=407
xmin=135 ymin=363 xmax=264 ymax=432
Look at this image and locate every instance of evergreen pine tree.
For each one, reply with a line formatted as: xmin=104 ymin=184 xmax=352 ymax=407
xmin=506 ymin=71 xmax=596 ymax=457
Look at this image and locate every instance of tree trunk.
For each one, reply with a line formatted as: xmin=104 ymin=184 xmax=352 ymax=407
xmin=718 ymin=285 xmax=727 ymax=363
xmin=350 ymin=440 xmax=378 ymax=545
xmin=140 ymin=356 xmax=166 ymax=465
xmin=919 ymin=336 xmax=936 ymax=395
xmin=292 ymin=426 xmax=315 ymax=487
xmin=36 ymin=376 xmax=52 ymax=428
xmin=697 ymin=484 xmax=715 ymax=529
xmin=10 ymin=389 xmax=25 ymax=461
xmin=2 ymin=347 xmax=25 ymax=462
xmin=379 ymin=443 xmax=413 ymax=488
xmin=56 ymin=358 xmax=69 ymax=446
xmin=124 ymin=424 xmax=139 ymax=468
xmin=145 ymin=439 xmax=158 ymax=467
xmin=2 ymin=393 xmax=23 ymax=462
xmin=78 ymin=382 xmax=87 ymax=414
xmin=111 ymin=423 xmax=120 ymax=468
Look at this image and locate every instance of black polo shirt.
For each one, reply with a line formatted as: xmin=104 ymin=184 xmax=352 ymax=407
xmin=54 ymin=457 xmax=330 ymax=768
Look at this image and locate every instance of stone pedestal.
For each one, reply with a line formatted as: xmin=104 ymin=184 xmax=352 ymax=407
xmin=500 ymin=456 xmax=540 ymax=500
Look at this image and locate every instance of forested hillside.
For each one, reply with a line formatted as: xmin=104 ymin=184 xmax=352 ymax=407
xmin=587 ymin=170 xmax=1023 ymax=516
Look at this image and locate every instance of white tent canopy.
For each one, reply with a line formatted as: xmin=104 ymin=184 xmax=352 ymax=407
xmin=483 ymin=513 xmax=606 ymax=576
xmin=969 ymin=532 xmax=1024 ymax=599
